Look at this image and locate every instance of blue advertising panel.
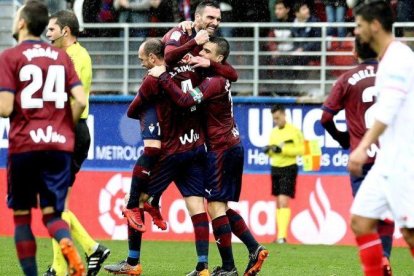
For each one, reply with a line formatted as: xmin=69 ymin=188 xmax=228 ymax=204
xmin=0 ymin=97 xmax=348 ymax=173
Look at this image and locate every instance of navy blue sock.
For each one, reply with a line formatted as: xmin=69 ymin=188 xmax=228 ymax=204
xmin=378 ymin=219 xmax=394 ymax=258
xmin=127 ymin=209 xmax=144 ymax=266
xmin=14 ymin=214 xmax=37 ymax=276
xmin=226 ymin=208 xmax=259 ymax=253
xmin=212 ymin=216 xmax=234 ymax=271
xmin=127 ymin=147 xmax=161 ymax=208
xmin=42 ymin=213 xmax=71 ymax=242
xmin=191 ymin=213 xmax=209 ymax=270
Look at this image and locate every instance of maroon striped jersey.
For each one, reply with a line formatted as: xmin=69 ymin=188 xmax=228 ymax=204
xmin=322 ymin=61 xmax=378 ymax=163
xmin=159 ymin=73 xmax=240 ymax=151
xmin=128 ymin=75 xmax=205 ymax=155
xmin=0 ymin=40 xmax=81 ymax=155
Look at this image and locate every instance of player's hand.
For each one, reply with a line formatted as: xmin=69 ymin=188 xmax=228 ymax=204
xmin=189 ymin=56 xmax=211 ymax=68
xmin=180 ymin=53 xmax=194 ymax=64
xmin=348 ymin=145 xmax=368 ymax=176
xmin=148 ymin=65 xmax=166 ymax=78
xmin=195 ymin=30 xmax=209 ymax=45
xmin=178 ymin=20 xmax=194 ymax=35
xmin=271 ymin=145 xmax=282 ymax=153
xmin=262 ymin=145 xmax=271 ymax=154
xmin=262 ymin=145 xmax=282 ymax=154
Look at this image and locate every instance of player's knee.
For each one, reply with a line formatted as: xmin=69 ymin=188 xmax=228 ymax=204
xmin=207 ymin=201 xmax=226 ymax=219
xmin=185 ymin=196 xmax=206 ymax=216
xmin=350 ymin=214 xmax=376 ymax=235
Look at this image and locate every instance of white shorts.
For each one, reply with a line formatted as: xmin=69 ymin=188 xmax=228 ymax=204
xmin=350 ymin=166 xmax=414 ymax=229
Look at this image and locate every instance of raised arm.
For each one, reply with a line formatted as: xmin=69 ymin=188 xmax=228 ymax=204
xmin=164 ymin=30 xmax=209 ymax=65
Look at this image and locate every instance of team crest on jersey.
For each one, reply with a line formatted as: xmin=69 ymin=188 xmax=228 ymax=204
xmin=149 ymin=123 xmax=155 ymax=133
xmin=170 ymin=31 xmax=182 ymax=41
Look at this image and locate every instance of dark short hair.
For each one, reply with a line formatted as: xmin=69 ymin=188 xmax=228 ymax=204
xmin=50 ymin=10 xmax=80 ymax=37
xmin=195 ymin=1 xmax=220 ymax=15
xmin=293 ymin=1 xmax=307 ymax=13
xmin=275 ymin=0 xmax=291 ymax=9
xmin=143 ymin=38 xmax=164 ymax=58
xmin=355 ymin=37 xmax=377 ymax=59
xmin=209 ymin=36 xmax=230 ymax=62
xmin=20 ymin=0 xmax=49 ymax=36
xmin=271 ymin=104 xmax=285 ymax=114
xmin=354 ymin=0 xmax=394 ymax=32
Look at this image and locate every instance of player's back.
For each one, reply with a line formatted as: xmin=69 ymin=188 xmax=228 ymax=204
xmin=200 ymin=76 xmax=240 ymax=151
xmin=323 ymin=61 xmax=378 ymax=153
xmin=0 ymin=41 xmax=80 ymax=154
xmin=160 ymin=27 xmax=207 ymax=154
xmin=137 ymin=74 xmax=205 ymax=155
xmin=374 ymin=41 xmax=414 ymax=171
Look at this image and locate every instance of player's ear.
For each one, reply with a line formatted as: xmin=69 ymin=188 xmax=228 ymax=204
xmin=216 ymin=54 xmax=224 ymax=63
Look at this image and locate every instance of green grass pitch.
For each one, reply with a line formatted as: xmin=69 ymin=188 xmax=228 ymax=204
xmin=0 ymin=237 xmax=413 ymax=275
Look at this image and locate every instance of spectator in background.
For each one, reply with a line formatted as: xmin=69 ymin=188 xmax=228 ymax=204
xmin=172 ymin=0 xmax=201 ymax=22
xmin=231 ymin=0 xmax=270 ymax=37
xmin=267 ymin=0 xmax=294 ymax=59
xmin=322 ymin=0 xmax=348 ymax=38
xmin=396 ymin=0 xmax=414 ymax=48
xmin=148 ymin=0 xmax=174 ymax=36
xmin=114 ymin=0 xmax=160 ymax=37
xmin=27 ymin=0 xmax=69 ymax=14
xmin=264 ymin=0 xmax=294 ymax=85
xmin=290 ymin=1 xmax=321 ymax=65
xmin=263 ymin=104 xmax=304 ymax=244
xmin=78 ymin=0 xmax=119 ymax=37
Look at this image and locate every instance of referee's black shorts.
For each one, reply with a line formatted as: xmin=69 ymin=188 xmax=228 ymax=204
xmin=271 ymin=164 xmax=298 ymax=198
xmin=71 ymin=119 xmax=91 ymax=185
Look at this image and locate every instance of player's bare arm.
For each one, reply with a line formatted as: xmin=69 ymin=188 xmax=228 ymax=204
xmin=0 ymin=92 xmax=14 ymax=117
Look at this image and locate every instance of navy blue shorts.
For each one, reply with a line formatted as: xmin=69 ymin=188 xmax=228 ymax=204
xmin=7 ymin=151 xmax=72 ymax=212
xmin=146 ymin=145 xmax=207 ymax=198
xmin=205 ymin=143 xmax=244 ymax=202
xmin=71 ymin=119 xmax=91 ymax=185
xmin=350 ymin=163 xmax=374 ymax=197
xmin=141 ymin=106 xmax=161 ymax=140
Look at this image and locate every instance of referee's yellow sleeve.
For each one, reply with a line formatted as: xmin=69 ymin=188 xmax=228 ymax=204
xmin=67 ymin=42 xmax=92 ymax=119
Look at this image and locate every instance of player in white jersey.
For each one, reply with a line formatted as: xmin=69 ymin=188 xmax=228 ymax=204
xmin=347 ymin=0 xmax=414 ymax=274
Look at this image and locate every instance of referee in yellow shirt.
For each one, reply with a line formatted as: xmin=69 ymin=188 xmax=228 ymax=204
xmin=263 ymin=104 xmax=304 ymax=244
xmin=46 ymin=10 xmax=110 ymax=276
